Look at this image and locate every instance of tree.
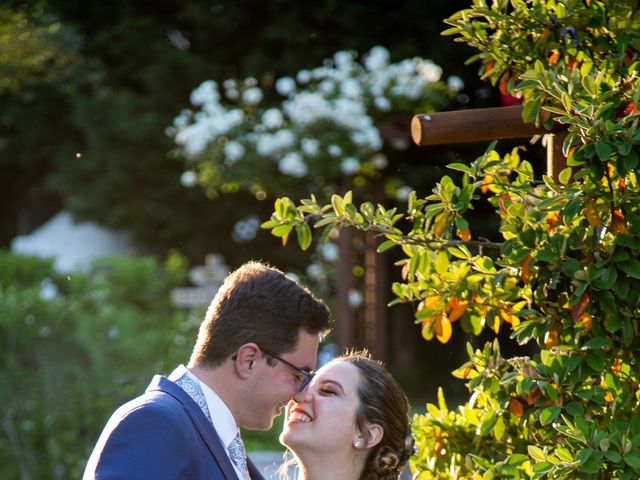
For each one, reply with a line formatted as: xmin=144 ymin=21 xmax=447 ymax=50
xmin=3 ymin=0 xmax=479 ymax=268
xmin=263 ymin=0 xmax=640 ymax=477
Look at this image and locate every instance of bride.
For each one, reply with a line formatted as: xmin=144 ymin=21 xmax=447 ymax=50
xmin=279 ymin=350 xmax=414 ymax=480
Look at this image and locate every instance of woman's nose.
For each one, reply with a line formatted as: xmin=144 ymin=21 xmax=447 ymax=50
xmin=292 ymin=385 xmax=312 ymax=404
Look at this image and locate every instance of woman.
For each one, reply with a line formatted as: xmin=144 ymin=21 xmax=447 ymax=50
xmin=279 ymin=350 xmax=414 ymax=480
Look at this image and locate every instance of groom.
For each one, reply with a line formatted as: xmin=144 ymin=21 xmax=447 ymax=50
xmin=83 ymin=261 xmax=331 ymax=479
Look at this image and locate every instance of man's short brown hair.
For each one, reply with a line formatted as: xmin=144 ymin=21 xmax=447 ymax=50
xmin=189 ymin=261 xmax=331 ymax=367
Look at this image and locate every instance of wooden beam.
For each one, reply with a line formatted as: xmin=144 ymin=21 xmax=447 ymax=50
xmin=411 ymin=105 xmax=558 ymax=146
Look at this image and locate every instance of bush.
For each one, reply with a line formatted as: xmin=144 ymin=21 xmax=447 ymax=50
xmin=263 ymin=1 xmax=640 ymax=477
xmin=0 ymin=251 xmax=190 ymax=479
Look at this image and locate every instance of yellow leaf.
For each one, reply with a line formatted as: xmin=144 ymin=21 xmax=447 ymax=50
xmin=435 ymin=313 xmax=452 ymax=344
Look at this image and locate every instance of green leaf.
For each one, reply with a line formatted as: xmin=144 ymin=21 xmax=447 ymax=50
xmin=331 ymin=194 xmax=344 ymax=215
xmin=435 ymin=251 xmax=449 ymax=275
xmin=624 ymin=452 xmax=640 ymax=469
xmin=582 ymin=75 xmax=597 ymax=96
xmin=623 ymin=148 xmax=639 ymax=172
xmin=447 ymin=162 xmax=473 ymax=174
xmin=564 ymin=401 xmax=584 ymax=416
xmin=272 ymin=224 xmax=293 ymax=238
xmin=585 ymin=351 xmax=605 ymax=371
xmin=583 ymin=337 xmax=612 ymax=349
xmin=296 ymin=223 xmax=312 ymax=251
xmin=522 ymin=98 xmax=541 ymax=123
xmin=604 ymin=450 xmax=622 ymax=463
xmin=596 ymin=142 xmax=612 ymax=162
xmin=540 ymin=406 xmax=561 ymax=425
xmin=528 ymin=445 xmax=546 ymax=462
xmin=494 ymin=415 xmax=505 ymax=441
xmin=558 ymin=167 xmax=572 ymax=185
xmin=619 ymin=259 xmax=640 ymax=279
xmin=377 ymin=240 xmax=396 ymax=253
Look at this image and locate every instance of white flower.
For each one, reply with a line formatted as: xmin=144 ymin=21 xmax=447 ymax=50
xmin=232 ymin=215 xmax=261 ymax=243
xmin=334 ymin=50 xmax=355 ymax=70
xmin=242 ymin=87 xmax=263 ymax=105
xmin=328 ymin=144 xmax=342 ymax=158
xmin=340 ymin=157 xmax=360 ymax=175
xmin=373 ymin=96 xmax=391 ymax=111
xmin=284 ymin=92 xmax=333 ymax=125
xmin=320 ymin=242 xmax=338 ymax=262
xmin=416 ymin=59 xmax=443 ymax=83
xmin=348 ymin=289 xmax=363 ymax=307
xmin=319 ymin=79 xmax=336 ymax=95
xmin=371 ymin=153 xmax=388 ymax=169
xmin=180 ymin=170 xmax=198 ymax=188
xmin=297 ymin=69 xmax=312 ymax=84
xmin=40 ymin=279 xmax=58 ymax=301
xmin=226 ymin=88 xmax=239 ymax=100
xmin=190 ymin=80 xmax=219 ymax=106
xmin=275 ymin=77 xmax=297 ymax=96
xmin=447 ymin=75 xmax=465 ymax=92
xmin=223 ymin=79 xmax=237 ymax=90
xmin=244 ymin=77 xmax=258 ymax=87
xmin=306 ymin=263 xmax=326 ymax=281
xmin=340 ymin=78 xmax=362 ymax=98
xmin=364 ymin=46 xmax=390 ymax=71
xmin=261 ymin=108 xmax=285 ymax=129
xmin=256 ymin=129 xmax=295 ymax=156
xmin=173 ymin=109 xmax=192 ymax=129
xmin=224 ymin=141 xmax=245 ymax=164
xmin=278 ymin=152 xmax=308 ymax=177
xmin=301 ymin=138 xmax=320 ymax=157
xmin=395 ymin=185 xmax=413 ymax=201
xmin=390 ymin=137 xmax=410 ymax=151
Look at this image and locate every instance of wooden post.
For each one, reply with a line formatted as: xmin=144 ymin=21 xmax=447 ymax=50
xmin=546 ymin=131 xmax=569 ymax=181
xmin=411 ymin=105 xmax=557 ymax=146
xmin=364 ymin=230 xmax=387 ymax=362
xmin=411 ymin=105 xmax=567 ymax=178
xmin=336 ymin=227 xmax=357 ymax=351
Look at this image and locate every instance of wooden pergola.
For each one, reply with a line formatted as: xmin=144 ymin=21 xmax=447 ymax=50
xmin=341 ymin=104 xmax=567 ymax=364
xmin=411 ymin=104 xmax=568 ymax=179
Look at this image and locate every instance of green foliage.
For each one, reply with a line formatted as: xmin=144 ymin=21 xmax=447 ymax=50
xmin=0 ymin=251 xmax=191 ymax=479
xmin=263 ymin=1 xmax=640 ymax=477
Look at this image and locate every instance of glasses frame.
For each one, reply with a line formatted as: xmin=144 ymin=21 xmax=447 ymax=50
xmin=261 ymin=348 xmax=315 ymax=392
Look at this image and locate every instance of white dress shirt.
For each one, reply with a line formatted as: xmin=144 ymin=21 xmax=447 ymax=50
xmin=169 ymin=364 xmax=245 ymax=480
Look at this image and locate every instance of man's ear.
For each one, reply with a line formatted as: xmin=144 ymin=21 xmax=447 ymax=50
xmin=362 ymin=424 xmax=384 ymax=449
xmin=233 ymin=343 xmax=260 ymax=379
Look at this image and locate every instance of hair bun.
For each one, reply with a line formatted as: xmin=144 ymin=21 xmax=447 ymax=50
xmin=373 ymin=446 xmax=400 ymax=473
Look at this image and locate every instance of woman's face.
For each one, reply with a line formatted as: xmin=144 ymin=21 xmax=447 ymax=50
xmin=280 ymin=359 xmax=362 ymax=455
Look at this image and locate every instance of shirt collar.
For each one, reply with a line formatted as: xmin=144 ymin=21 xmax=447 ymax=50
xmin=169 ymin=364 xmax=240 ymax=447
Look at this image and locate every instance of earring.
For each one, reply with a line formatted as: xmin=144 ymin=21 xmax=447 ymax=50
xmin=353 ymin=439 xmax=363 ymax=449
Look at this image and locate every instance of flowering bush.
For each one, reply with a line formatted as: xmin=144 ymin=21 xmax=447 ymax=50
xmin=170 ymin=46 xmax=451 ymax=199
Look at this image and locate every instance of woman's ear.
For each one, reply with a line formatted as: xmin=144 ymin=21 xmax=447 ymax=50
xmin=233 ymin=343 xmax=260 ymax=379
xmin=362 ymin=424 xmax=384 ymax=449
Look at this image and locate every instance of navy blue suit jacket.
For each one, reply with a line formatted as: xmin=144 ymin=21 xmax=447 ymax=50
xmin=83 ymin=375 xmax=266 ymax=480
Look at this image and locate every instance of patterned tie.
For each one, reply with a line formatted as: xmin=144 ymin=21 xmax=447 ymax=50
xmin=228 ymin=432 xmax=251 ymax=480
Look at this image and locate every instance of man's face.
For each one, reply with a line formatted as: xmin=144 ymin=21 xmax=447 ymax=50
xmin=242 ymin=329 xmax=319 ymax=430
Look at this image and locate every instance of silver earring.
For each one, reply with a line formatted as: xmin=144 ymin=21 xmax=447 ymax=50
xmin=354 ymin=439 xmax=363 ymax=449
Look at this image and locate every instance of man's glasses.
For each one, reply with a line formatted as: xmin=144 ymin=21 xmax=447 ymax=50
xmin=262 ymin=349 xmax=315 ymax=392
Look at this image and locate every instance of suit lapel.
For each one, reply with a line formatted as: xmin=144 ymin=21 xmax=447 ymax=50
xmin=248 ymin=458 xmax=266 ymax=480
xmin=147 ymin=375 xmax=239 ymax=480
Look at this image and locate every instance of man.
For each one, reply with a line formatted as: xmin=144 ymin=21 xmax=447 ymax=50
xmin=83 ymin=261 xmax=331 ymax=479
